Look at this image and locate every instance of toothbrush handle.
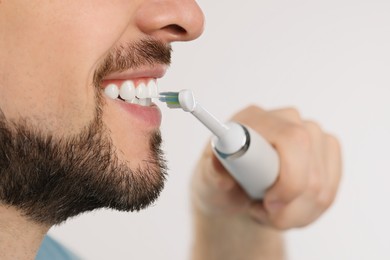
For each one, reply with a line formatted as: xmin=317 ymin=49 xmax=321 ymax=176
xmin=211 ymin=123 xmax=280 ymax=200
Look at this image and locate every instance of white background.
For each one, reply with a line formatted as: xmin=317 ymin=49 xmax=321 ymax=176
xmin=51 ymin=0 xmax=390 ymax=259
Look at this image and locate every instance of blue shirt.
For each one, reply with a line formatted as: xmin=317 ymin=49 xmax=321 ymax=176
xmin=36 ymin=236 xmax=80 ymax=260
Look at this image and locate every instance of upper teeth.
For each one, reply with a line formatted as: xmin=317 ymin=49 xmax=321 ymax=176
xmin=103 ymin=80 xmax=159 ymax=103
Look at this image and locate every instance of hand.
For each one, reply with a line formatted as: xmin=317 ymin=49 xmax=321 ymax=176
xmin=191 ymin=105 xmax=342 ymax=230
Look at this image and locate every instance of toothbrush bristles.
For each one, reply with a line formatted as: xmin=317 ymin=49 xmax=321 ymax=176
xmin=165 ymin=103 xmax=182 ymax=109
xmin=159 ymin=96 xmax=179 ymax=103
xmin=159 ymin=92 xmax=180 ymax=106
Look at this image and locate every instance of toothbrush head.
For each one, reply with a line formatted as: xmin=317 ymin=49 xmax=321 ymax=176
xmin=159 ymin=90 xmax=196 ymax=112
xmin=159 ymin=92 xmax=181 ymax=109
xmin=160 ymin=89 xmax=229 ymax=138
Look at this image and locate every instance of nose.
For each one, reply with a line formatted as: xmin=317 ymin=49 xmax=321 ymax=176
xmin=135 ymin=0 xmax=205 ymax=43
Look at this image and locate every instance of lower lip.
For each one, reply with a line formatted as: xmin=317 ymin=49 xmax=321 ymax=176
xmin=116 ymin=99 xmax=162 ymax=128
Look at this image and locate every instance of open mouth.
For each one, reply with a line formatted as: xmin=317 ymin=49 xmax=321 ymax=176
xmin=102 ymin=78 xmax=159 ymax=106
xmin=100 ymin=66 xmax=167 ymax=127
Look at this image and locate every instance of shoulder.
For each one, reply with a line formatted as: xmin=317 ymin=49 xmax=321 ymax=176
xmin=36 ymin=236 xmax=81 ymax=260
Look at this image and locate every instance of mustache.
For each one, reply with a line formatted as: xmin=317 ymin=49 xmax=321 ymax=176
xmin=93 ymin=38 xmax=172 ymax=86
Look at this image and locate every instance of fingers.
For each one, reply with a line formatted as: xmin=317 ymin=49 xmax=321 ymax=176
xmin=320 ymin=134 xmax=342 ymax=208
xmin=264 ymin=122 xmax=311 ymax=206
xmin=230 ymin=105 xmax=342 ymax=229
xmin=192 ymin=143 xmax=251 ymax=216
xmin=209 ymin=155 xmax=237 ymax=191
xmin=198 ymin=144 xmax=236 ymax=192
xmin=193 ymin=104 xmax=342 ymax=230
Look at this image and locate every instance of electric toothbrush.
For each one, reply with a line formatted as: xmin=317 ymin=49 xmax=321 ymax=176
xmin=159 ymin=90 xmax=280 ymax=200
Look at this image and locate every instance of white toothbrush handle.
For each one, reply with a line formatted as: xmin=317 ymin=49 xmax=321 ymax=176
xmin=175 ymin=90 xmax=279 ymax=199
xmin=211 ymin=123 xmax=280 ymax=200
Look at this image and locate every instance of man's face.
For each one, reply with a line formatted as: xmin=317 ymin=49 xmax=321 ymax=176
xmin=0 ymin=0 xmax=204 ymax=224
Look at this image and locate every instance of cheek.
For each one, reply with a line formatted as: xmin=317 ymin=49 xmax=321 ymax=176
xmin=0 ymin=1 xmax=138 ymax=134
xmin=0 ymin=68 xmax=97 ymax=134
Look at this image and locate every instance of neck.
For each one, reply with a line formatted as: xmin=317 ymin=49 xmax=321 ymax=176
xmin=0 ymin=204 xmax=50 ymax=260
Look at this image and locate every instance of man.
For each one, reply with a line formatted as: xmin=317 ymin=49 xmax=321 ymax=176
xmin=0 ymin=0 xmax=341 ymax=259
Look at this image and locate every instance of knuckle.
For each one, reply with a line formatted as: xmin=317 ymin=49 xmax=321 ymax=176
xmin=304 ymin=121 xmax=322 ymax=135
xmin=271 ymin=107 xmax=302 ymax=123
xmin=284 ymin=107 xmax=301 ymax=119
xmin=282 ymin=124 xmax=311 ymax=148
xmin=273 ymin=107 xmax=302 ymax=122
xmin=232 ymin=105 xmax=265 ymax=123
xmin=244 ymin=104 xmax=263 ymax=114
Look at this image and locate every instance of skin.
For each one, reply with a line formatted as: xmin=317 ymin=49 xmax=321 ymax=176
xmin=192 ymin=107 xmax=342 ymax=259
xmin=0 ymin=0 xmax=342 ymax=259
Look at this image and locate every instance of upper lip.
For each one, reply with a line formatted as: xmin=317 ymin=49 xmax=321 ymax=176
xmin=103 ymin=65 xmax=168 ymax=81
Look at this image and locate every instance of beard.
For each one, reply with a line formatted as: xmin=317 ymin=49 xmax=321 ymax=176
xmin=0 ymin=38 xmax=171 ymax=225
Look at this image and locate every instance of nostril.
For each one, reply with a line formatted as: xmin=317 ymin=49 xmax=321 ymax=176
xmin=162 ymin=24 xmax=187 ymax=35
